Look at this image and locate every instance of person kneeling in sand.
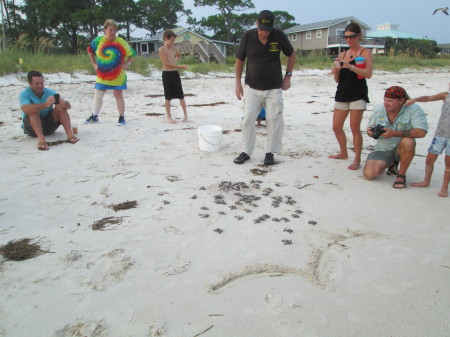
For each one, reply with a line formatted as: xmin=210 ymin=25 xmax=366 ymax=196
xmin=158 ymin=29 xmax=189 ymax=124
xmin=363 ymin=86 xmax=428 ymax=189
xmin=20 ymin=71 xmax=79 ymax=150
xmin=404 ymin=85 xmax=450 ymax=197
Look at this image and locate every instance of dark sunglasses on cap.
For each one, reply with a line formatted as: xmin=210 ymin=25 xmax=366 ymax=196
xmin=344 ymin=34 xmax=358 ymax=39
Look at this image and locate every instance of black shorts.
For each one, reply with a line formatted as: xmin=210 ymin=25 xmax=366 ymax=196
xmin=23 ymin=112 xmax=60 ymax=137
xmin=162 ymin=71 xmax=184 ymax=100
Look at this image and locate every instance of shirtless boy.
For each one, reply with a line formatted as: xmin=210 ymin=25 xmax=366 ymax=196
xmin=405 ymin=85 xmax=450 ymax=197
xmin=158 ymin=30 xmax=189 ymax=123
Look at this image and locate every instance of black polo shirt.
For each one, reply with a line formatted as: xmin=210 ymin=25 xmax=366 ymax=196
xmin=236 ymin=28 xmax=294 ymax=91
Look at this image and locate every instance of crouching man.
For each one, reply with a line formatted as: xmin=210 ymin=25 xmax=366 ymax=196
xmin=363 ymin=86 xmax=428 ymax=189
xmin=20 ymin=70 xmax=79 ymax=150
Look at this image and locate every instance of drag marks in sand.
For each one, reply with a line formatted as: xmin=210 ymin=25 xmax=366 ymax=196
xmin=208 ymin=228 xmax=388 ymax=292
xmin=305 ymin=229 xmax=389 ymax=288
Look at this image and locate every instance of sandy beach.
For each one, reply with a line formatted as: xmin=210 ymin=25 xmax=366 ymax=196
xmin=0 ymin=68 xmax=449 ymax=337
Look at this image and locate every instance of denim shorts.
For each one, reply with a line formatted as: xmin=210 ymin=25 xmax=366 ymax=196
xmin=428 ymin=136 xmax=450 ymax=156
xmin=334 ymin=99 xmax=367 ymax=111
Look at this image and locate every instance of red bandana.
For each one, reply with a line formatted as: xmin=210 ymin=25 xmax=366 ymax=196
xmin=384 ymin=86 xmax=409 ymax=100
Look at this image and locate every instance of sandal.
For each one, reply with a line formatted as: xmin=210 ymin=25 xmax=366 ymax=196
xmin=386 ymin=161 xmax=399 ymax=176
xmin=393 ymin=174 xmax=407 ymax=189
xmin=66 ymin=136 xmax=80 ymax=144
xmin=37 ymin=141 xmax=49 ymax=151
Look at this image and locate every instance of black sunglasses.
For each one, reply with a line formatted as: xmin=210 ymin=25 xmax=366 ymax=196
xmin=344 ymin=34 xmax=358 ymax=39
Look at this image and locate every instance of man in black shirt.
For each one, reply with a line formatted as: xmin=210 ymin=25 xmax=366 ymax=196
xmin=234 ymin=10 xmax=296 ymax=165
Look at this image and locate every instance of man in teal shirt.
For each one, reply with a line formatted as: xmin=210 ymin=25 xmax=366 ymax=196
xmin=363 ymin=86 xmax=428 ymax=189
xmin=20 ymin=71 xmax=79 ymax=150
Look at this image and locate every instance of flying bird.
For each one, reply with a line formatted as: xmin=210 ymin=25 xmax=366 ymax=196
xmin=433 ymin=7 xmax=449 ymax=15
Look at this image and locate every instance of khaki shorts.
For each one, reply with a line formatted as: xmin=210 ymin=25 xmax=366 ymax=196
xmin=334 ymin=99 xmax=367 ymax=111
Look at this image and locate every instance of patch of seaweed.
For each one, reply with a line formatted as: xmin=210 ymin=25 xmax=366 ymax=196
xmin=91 ymin=216 xmax=123 ymax=231
xmin=46 ymin=140 xmax=66 ymax=146
xmin=0 ymin=238 xmax=49 ymax=261
xmin=110 ymin=200 xmax=138 ymax=212
xmin=189 ymin=101 xmax=226 ymax=107
xmin=145 ymin=113 xmax=164 ymax=116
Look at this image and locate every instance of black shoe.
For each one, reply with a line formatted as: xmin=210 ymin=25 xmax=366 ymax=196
xmin=234 ymin=152 xmax=250 ymax=164
xmin=264 ymin=152 xmax=275 ymax=165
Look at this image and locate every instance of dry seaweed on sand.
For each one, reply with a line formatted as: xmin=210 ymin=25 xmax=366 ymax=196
xmin=0 ymin=238 xmax=51 ymax=261
xmin=145 ymin=112 xmax=164 ymax=116
xmin=91 ymin=216 xmax=124 ymax=231
xmin=189 ymin=101 xmax=226 ymax=107
xmin=109 ymin=200 xmax=138 ymax=212
xmin=46 ymin=140 xmax=66 ymax=146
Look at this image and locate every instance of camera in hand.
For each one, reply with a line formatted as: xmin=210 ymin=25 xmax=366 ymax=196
xmin=369 ymin=124 xmax=385 ymax=139
xmin=54 ymin=94 xmax=60 ymax=104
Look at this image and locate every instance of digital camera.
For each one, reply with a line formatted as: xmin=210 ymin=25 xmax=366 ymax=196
xmin=369 ymin=124 xmax=386 ymax=139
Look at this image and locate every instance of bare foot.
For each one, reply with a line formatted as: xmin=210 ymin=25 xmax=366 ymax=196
xmin=328 ymin=153 xmax=348 ymax=160
xmin=167 ymin=118 xmax=176 ymax=124
xmin=438 ymin=190 xmax=448 ymax=197
xmin=411 ymin=181 xmax=430 ymax=188
xmin=348 ymin=161 xmax=360 ymax=170
xmin=182 ymin=117 xmax=189 ymax=122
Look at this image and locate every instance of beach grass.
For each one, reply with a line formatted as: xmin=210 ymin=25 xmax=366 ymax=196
xmin=1 ymin=49 xmax=449 ymax=77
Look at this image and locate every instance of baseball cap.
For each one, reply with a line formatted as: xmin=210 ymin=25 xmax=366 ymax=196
xmin=257 ymin=10 xmax=274 ymax=31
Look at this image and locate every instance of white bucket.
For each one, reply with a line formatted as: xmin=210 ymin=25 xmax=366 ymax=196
xmin=198 ymin=125 xmax=223 ymax=152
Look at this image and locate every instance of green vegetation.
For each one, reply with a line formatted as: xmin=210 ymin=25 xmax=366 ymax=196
xmin=1 ymin=49 xmax=449 ymax=78
xmin=287 ymin=53 xmax=450 ymax=72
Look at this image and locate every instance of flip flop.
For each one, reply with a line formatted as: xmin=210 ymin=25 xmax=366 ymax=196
xmin=393 ymin=174 xmax=407 ymax=189
xmin=386 ymin=161 xmax=399 ymax=176
xmin=66 ymin=136 xmax=80 ymax=144
xmin=37 ymin=141 xmax=49 ymax=151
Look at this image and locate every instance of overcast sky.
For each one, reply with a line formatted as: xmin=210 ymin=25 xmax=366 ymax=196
xmin=179 ymin=0 xmax=449 ymax=43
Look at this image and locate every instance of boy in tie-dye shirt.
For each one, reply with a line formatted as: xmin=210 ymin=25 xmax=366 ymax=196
xmin=85 ymin=19 xmax=136 ymax=126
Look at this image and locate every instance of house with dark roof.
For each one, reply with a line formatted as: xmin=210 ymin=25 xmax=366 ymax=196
xmin=283 ymin=17 xmax=385 ymax=55
xmin=128 ymin=27 xmax=233 ymax=63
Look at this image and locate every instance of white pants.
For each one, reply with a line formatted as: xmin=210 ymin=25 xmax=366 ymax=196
xmin=241 ymin=86 xmax=284 ymax=156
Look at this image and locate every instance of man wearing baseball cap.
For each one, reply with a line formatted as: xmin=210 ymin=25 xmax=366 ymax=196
xmin=234 ymin=10 xmax=296 ymax=166
xmin=363 ymin=86 xmax=428 ymax=188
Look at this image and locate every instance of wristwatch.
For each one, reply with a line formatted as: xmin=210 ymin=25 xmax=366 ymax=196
xmin=285 ymin=71 xmax=292 ymax=76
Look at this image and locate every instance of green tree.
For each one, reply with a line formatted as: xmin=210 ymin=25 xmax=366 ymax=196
xmin=193 ymin=0 xmax=255 ymax=42
xmin=102 ymin=0 xmax=140 ymax=40
xmin=384 ymin=37 xmax=438 ymax=58
xmin=136 ymin=0 xmax=191 ymax=35
xmin=272 ymin=11 xmax=297 ymax=31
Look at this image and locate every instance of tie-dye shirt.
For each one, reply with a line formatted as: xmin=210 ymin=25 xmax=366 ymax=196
xmin=88 ymin=36 xmax=136 ymax=90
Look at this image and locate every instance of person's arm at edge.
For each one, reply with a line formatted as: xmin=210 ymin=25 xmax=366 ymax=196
xmin=282 ymin=51 xmax=296 ymax=90
xmin=405 ymin=92 xmax=448 ymax=106
xmin=235 ymin=58 xmax=244 ymax=100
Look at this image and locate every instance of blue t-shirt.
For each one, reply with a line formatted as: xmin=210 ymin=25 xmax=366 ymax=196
xmin=19 ymin=87 xmax=57 ymax=128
